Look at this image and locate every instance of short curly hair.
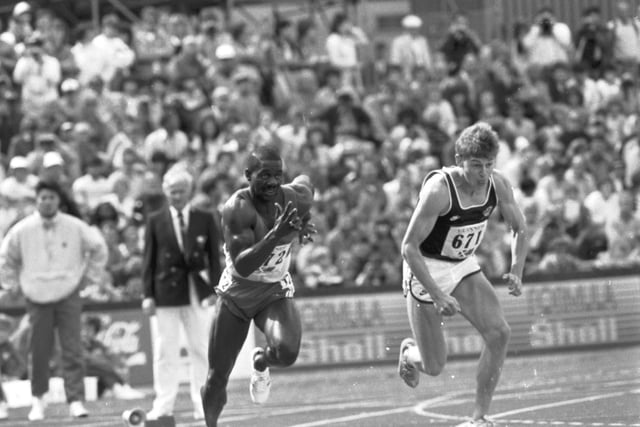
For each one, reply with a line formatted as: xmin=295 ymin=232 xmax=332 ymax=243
xmin=455 ymin=122 xmax=499 ymax=160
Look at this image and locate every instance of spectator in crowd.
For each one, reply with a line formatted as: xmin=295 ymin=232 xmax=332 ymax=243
xmin=608 ymin=1 xmax=640 ymax=69
xmin=143 ymin=107 xmax=189 ymax=162
xmin=142 ymin=167 xmax=221 ymax=420
xmin=325 ymin=12 xmax=368 ymax=90
xmin=0 ymin=155 xmax=37 ymax=201
xmin=13 ymin=32 xmax=61 ymax=115
xmin=574 ymin=7 xmax=610 ymax=76
xmin=81 ymin=315 xmax=145 ymax=400
xmin=522 ymin=7 xmax=573 ymax=69
xmin=76 ymin=14 xmax=135 ymax=86
xmin=0 ymin=179 xmax=107 ymax=421
xmin=0 ymin=2 xmax=33 ymax=55
xmin=390 ymin=14 xmax=433 ymax=82
xmin=604 ymin=190 xmax=640 ymax=263
xmin=72 ymin=156 xmax=111 ymax=213
xmin=439 ymin=13 xmax=481 ymax=74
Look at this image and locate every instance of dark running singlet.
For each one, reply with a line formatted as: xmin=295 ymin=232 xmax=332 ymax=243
xmin=419 ymin=168 xmax=497 ymax=261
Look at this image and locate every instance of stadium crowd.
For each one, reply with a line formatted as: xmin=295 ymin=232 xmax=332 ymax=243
xmin=0 ymin=0 xmax=639 ymax=305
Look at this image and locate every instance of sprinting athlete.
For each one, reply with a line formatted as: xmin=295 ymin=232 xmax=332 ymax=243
xmin=398 ymin=122 xmax=528 ymax=427
xmin=201 ymin=144 xmax=315 ymax=427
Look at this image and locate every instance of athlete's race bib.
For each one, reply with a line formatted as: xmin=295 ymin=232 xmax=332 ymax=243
xmin=440 ymin=221 xmax=487 ymax=260
xmin=251 ymin=243 xmax=293 ymax=282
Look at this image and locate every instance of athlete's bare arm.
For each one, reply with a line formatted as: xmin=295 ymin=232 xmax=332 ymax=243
xmin=402 ymin=174 xmax=461 ymax=315
xmin=493 ymin=171 xmax=528 ymax=296
xmin=221 ymin=192 xmax=299 ymax=278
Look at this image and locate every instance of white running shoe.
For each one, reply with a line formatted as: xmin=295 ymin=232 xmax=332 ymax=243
xmin=455 ymin=417 xmax=496 ymax=426
xmin=69 ymin=401 xmax=89 ymax=418
xmin=28 ymin=397 xmax=46 ymax=421
xmin=249 ymin=348 xmax=271 ymax=404
xmin=398 ymin=337 xmax=420 ymax=388
xmin=0 ymin=400 xmax=7 ymax=420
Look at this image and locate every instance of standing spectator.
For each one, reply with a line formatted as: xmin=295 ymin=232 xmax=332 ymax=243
xmin=0 ymin=180 xmax=107 ymax=421
xmin=574 ymin=7 xmax=610 ymax=77
xmin=77 ymin=14 xmax=135 ymax=86
xmin=522 ymin=7 xmax=573 ymax=69
xmin=390 ymin=15 xmax=433 ymax=82
xmin=131 ymin=6 xmax=174 ymax=82
xmin=608 ymin=1 xmax=640 ymax=70
xmin=439 ymin=13 xmax=481 ymax=74
xmin=12 ymin=32 xmax=61 ymax=115
xmin=325 ymin=12 xmax=368 ymax=90
xmin=142 ymin=168 xmax=221 ymax=421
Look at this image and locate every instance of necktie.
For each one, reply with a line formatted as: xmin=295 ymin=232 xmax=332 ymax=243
xmin=177 ymin=210 xmax=187 ymax=251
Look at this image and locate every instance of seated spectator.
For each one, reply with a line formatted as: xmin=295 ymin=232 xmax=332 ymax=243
xmin=81 ymin=316 xmax=145 ymax=400
xmin=604 ymin=190 xmax=640 ymax=262
xmin=534 ymin=236 xmax=586 ymax=274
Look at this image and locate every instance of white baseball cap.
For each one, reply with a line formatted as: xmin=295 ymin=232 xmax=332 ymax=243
xmin=12 ymin=1 xmax=31 ymax=17
xmin=402 ymin=15 xmax=423 ymax=28
xmin=215 ymin=44 xmax=236 ymax=60
xmin=9 ymin=156 xmax=28 ymax=169
xmin=42 ymin=151 xmax=64 ymax=168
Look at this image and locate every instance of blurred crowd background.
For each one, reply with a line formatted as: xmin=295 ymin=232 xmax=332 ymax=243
xmin=0 ymin=0 xmax=639 ymax=305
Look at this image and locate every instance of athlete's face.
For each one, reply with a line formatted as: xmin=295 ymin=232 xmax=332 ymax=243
xmin=249 ymin=159 xmax=284 ymax=202
xmin=459 ymin=156 xmax=495 ymax=187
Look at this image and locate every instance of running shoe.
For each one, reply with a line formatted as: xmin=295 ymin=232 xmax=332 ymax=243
xmin=249 ymin=347 xmax=271 ymax=404
xmin=398 ymin=337 xmax=420 ymax=388
xmin=455 ymin=416 xmax=496 ymax=426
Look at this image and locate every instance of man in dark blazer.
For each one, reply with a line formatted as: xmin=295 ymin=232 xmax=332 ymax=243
xmin=142 ymin=167 xmax=221 ymax=421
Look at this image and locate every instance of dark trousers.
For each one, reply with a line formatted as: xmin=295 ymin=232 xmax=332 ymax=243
xmin=26 ymin=290 xmax=85 ymax=402
xmin=85 ymin=356 xmax=124 ymax=396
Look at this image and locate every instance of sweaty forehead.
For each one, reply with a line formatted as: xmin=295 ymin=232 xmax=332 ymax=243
xmin=253 ymin=159 xmax=283 ymax=173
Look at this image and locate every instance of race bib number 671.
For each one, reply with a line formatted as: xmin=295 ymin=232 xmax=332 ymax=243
xmin=440 ymin=221 xmax=487 ymax=259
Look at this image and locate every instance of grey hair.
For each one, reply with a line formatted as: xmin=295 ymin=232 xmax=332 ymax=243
xmin=162 ymin=165 xmax=194 ymax=189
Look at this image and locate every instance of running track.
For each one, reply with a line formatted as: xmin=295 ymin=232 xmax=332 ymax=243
xmin=3 ymin=346 xmax=639 ymax=426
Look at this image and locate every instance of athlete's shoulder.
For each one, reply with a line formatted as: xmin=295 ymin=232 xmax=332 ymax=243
xmin=491 ymin=169 xmax=514 ymax=194
xmin=421 ymin=169 xmax=450 ymax=198
xmin=221 ymin=188 xmax=255 ymax=221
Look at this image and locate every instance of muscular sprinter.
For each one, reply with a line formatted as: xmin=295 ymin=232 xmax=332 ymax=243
xmin=398 ymin=122 xmax=528 ymax=427
xmin=201 ymin=144 xmax=315 ymax=426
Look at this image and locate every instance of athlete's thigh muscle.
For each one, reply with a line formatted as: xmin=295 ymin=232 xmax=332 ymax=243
xmin=254 ymin=298 xmax=302 ymax=349
xmin=452 ymin=272 xmax=508 ymax=338
xmin=208 ymin=300 xmax=252 ymax=373
xmin=406 ymin=294 xmax=447 ymax=370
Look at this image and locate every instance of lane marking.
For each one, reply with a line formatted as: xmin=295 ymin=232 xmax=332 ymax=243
xmin=492 ymin=391 xmax=628 ymax=419
xmin=288 ymin=393 xmax=459 ymax=427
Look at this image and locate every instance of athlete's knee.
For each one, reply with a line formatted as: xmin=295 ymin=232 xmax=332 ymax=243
xmin=268 ymin=343 xmax=299 ymax=367
xmin=484 ymin=322 xmax=511 ymax=348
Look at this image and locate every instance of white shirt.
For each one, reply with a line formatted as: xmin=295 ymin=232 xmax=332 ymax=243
xmin=169 ymin=204 xmax=190 ymax=251
xmin=610 ymin=19 xmax=640 ymax=62
xmin=72 ymin=174 xmax=113 ymax=210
